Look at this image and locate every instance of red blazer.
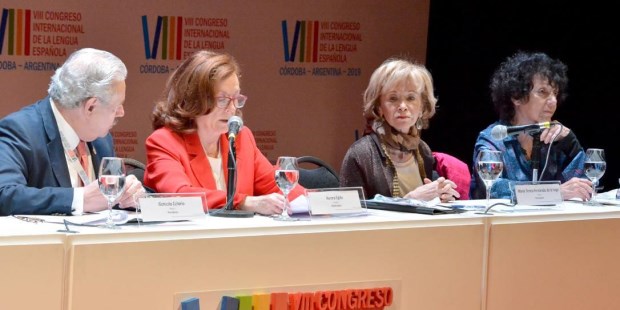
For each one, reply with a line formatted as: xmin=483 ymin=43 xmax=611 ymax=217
xmin=144 ymin=126 xmax=304 ymax=211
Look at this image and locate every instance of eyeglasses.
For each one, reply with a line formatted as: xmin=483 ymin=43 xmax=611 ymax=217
xmin=215 ymin=94 xmax=247 ymax=109
xmin=531 ymin=87 xmax=559 ymax=100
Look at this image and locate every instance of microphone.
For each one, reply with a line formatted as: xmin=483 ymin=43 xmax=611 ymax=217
xmin=491 ymin=122 xmax=553 ymax=140
xmin=227 ymin=116 xmax=243 ymax=140
xmin=211 ymin=115 xmax=254 ymax=218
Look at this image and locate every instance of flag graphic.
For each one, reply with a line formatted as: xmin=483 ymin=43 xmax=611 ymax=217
xmin=141 ymin=15 xmax=182 ymax=60
xmin=281 ymin=20 xmax=318 ymax=63
xmin=0 ymin=8 xmax=31 ymax=55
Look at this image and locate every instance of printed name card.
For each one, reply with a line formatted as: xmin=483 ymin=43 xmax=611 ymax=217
xmin=307 ymin=188 xmax=364 ymax=215
xmin=139 ymin=196 xmax=205 ymax=222
xmin=513 ymin=182 xmax=562 ymax=206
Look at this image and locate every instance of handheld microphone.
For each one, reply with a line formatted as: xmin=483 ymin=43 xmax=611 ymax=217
xmin=491 ymin=122 xmax=553 ymax=140
xmin=227 ymin=116 xmax=243 ymax=140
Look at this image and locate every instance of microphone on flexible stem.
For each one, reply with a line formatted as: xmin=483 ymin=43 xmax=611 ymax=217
xmin=210 ymin=116 xmax=254 ymax=218
xmin=490 ymin=122 xmax=554 ymax=140
xmin=227 ymin=116 xmax=243 ymax=141
xmin=491 ymin=122 xmax=552 ymax=182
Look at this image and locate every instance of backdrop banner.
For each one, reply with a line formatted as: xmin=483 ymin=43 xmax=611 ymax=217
xmin=0 ymin=0 xmax=429 ymax=173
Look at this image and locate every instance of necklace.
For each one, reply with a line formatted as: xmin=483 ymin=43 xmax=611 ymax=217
xmin=385 ymin=147 xmax=413 ymax=162
xmin=381 ymin=143 xmax=427 ymax=197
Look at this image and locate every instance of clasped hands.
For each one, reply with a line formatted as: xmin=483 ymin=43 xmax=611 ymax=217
xmin=404 ymin=177 xmax=460 ymax=203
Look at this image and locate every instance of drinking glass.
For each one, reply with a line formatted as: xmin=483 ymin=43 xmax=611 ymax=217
xmin=477 ymin=150 xmax=504 ymax=207
xmin=274 ymin=156 xmax=300 ymax=221
xmin=98 ymin=157 xmax=127 ymax=229
xmin=584 ymin=148 xmax=606 ymax=206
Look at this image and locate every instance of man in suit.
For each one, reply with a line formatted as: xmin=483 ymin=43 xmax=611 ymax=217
xmin=0 ymin=48 xmax=144 ymax=216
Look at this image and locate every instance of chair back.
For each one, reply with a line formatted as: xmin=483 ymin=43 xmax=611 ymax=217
xmin=296 ymin=156 xmax=340 ymax=189
xmin=124 ymin=158 xmax=146 ymax=184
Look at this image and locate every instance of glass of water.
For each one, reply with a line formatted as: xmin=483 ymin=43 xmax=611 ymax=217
xmin=98 ymin=157 xmax=126 ymax=229
xmin=273 ymin=156 xmax=300 ymax=221
xmin=584 ymin=148 xmax=606 ymax=206
xmin=477 ymin=150 xmax=504 ymax=208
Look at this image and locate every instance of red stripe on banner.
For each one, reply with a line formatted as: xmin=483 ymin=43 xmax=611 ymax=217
xmin=176 ymin=16 xmax=182 ymax=60
xmin=24 ymin=10 xmax=30 ymax=55
xmin=312 ymin=20 xmax=319 ymax=62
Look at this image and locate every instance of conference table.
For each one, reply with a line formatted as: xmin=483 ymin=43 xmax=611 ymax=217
xmin=1 ymin=200 xmax=620 ymax=310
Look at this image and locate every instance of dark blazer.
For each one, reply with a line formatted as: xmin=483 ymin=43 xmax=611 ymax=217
xmin=339 ymin=133 xmax=436 ymax=199
xmin=0 ymin=97 xmax=114 ymax=215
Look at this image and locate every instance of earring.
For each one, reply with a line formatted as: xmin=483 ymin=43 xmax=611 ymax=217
xmin=415 ymin=118 xmax=423 ymax=130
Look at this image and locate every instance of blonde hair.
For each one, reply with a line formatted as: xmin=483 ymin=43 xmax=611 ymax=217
xmin=362 ymin=58 xmax=437 ymax=129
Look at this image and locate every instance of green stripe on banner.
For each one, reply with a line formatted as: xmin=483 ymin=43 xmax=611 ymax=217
xmin=236 ymin=295 xmax=252 ymax=310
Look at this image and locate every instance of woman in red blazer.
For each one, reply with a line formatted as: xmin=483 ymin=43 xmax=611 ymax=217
xmin=144 ymin=50 xmax=304 ymax=215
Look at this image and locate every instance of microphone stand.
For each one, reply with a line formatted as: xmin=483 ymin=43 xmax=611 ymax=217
xmin=210 ymin=138 xmax=254 ymax=218
xmin=531 ymin=132 xmax=542 ymax=183
xmin=226 ymin=143 xmax=236 ymax=205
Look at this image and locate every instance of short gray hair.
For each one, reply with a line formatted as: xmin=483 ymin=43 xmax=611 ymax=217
xmin=48 ymin=48 xmax=127 ymax=108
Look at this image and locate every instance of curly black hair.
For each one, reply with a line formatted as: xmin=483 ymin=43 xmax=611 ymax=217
xmin=490 ymin=51 xmax=568 ymax=122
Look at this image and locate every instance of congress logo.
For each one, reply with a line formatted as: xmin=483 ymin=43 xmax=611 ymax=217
xmin=141 ymin=15 xmax=229 ymax=61
xmin=281 ymin=19 xmax=361 ymax=64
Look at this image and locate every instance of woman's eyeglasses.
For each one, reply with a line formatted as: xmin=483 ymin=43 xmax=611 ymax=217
xmin=215 ymin=94 xmax=247 ymax=109
xmin=531 ymin=87 xmax=559 ymax=100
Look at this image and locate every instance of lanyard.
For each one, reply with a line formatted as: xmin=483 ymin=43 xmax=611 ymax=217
xmin=59 ymin=131 xmax=91 ymax=186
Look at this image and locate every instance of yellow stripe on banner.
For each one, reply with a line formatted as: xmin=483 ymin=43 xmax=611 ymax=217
xmin=161 ymin=16 xmax=168 ymax=60
xmin=306 ymin=20 xmax=313 ymax=63
xmin=16 ymin=9 xmax=22 ymax=55
xmin=252 ymin=293 xmax=270 ymax=310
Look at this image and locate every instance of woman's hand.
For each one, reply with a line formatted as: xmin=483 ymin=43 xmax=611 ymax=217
xmin=241 ymin=193 xmax=287 ymax=215
xmin=560 ymin=177 xmax=593 ymax=201
xmin=404 ymin=177 xmax=460 ymax=202
xmin=540 ymin=122 xmax=571 ymax=144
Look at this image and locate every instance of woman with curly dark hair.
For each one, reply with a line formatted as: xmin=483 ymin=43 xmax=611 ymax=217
xmin=470 ymin=51 xmax=592 ymax=200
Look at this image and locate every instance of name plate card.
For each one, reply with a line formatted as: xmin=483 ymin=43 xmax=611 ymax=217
xmin=513 ymin=182 xmax=562 ymax=206
xmin=307 ymin=189 xmax=364 ymax=215
xmin=139 ymin=196 xmax=205 ymax=222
